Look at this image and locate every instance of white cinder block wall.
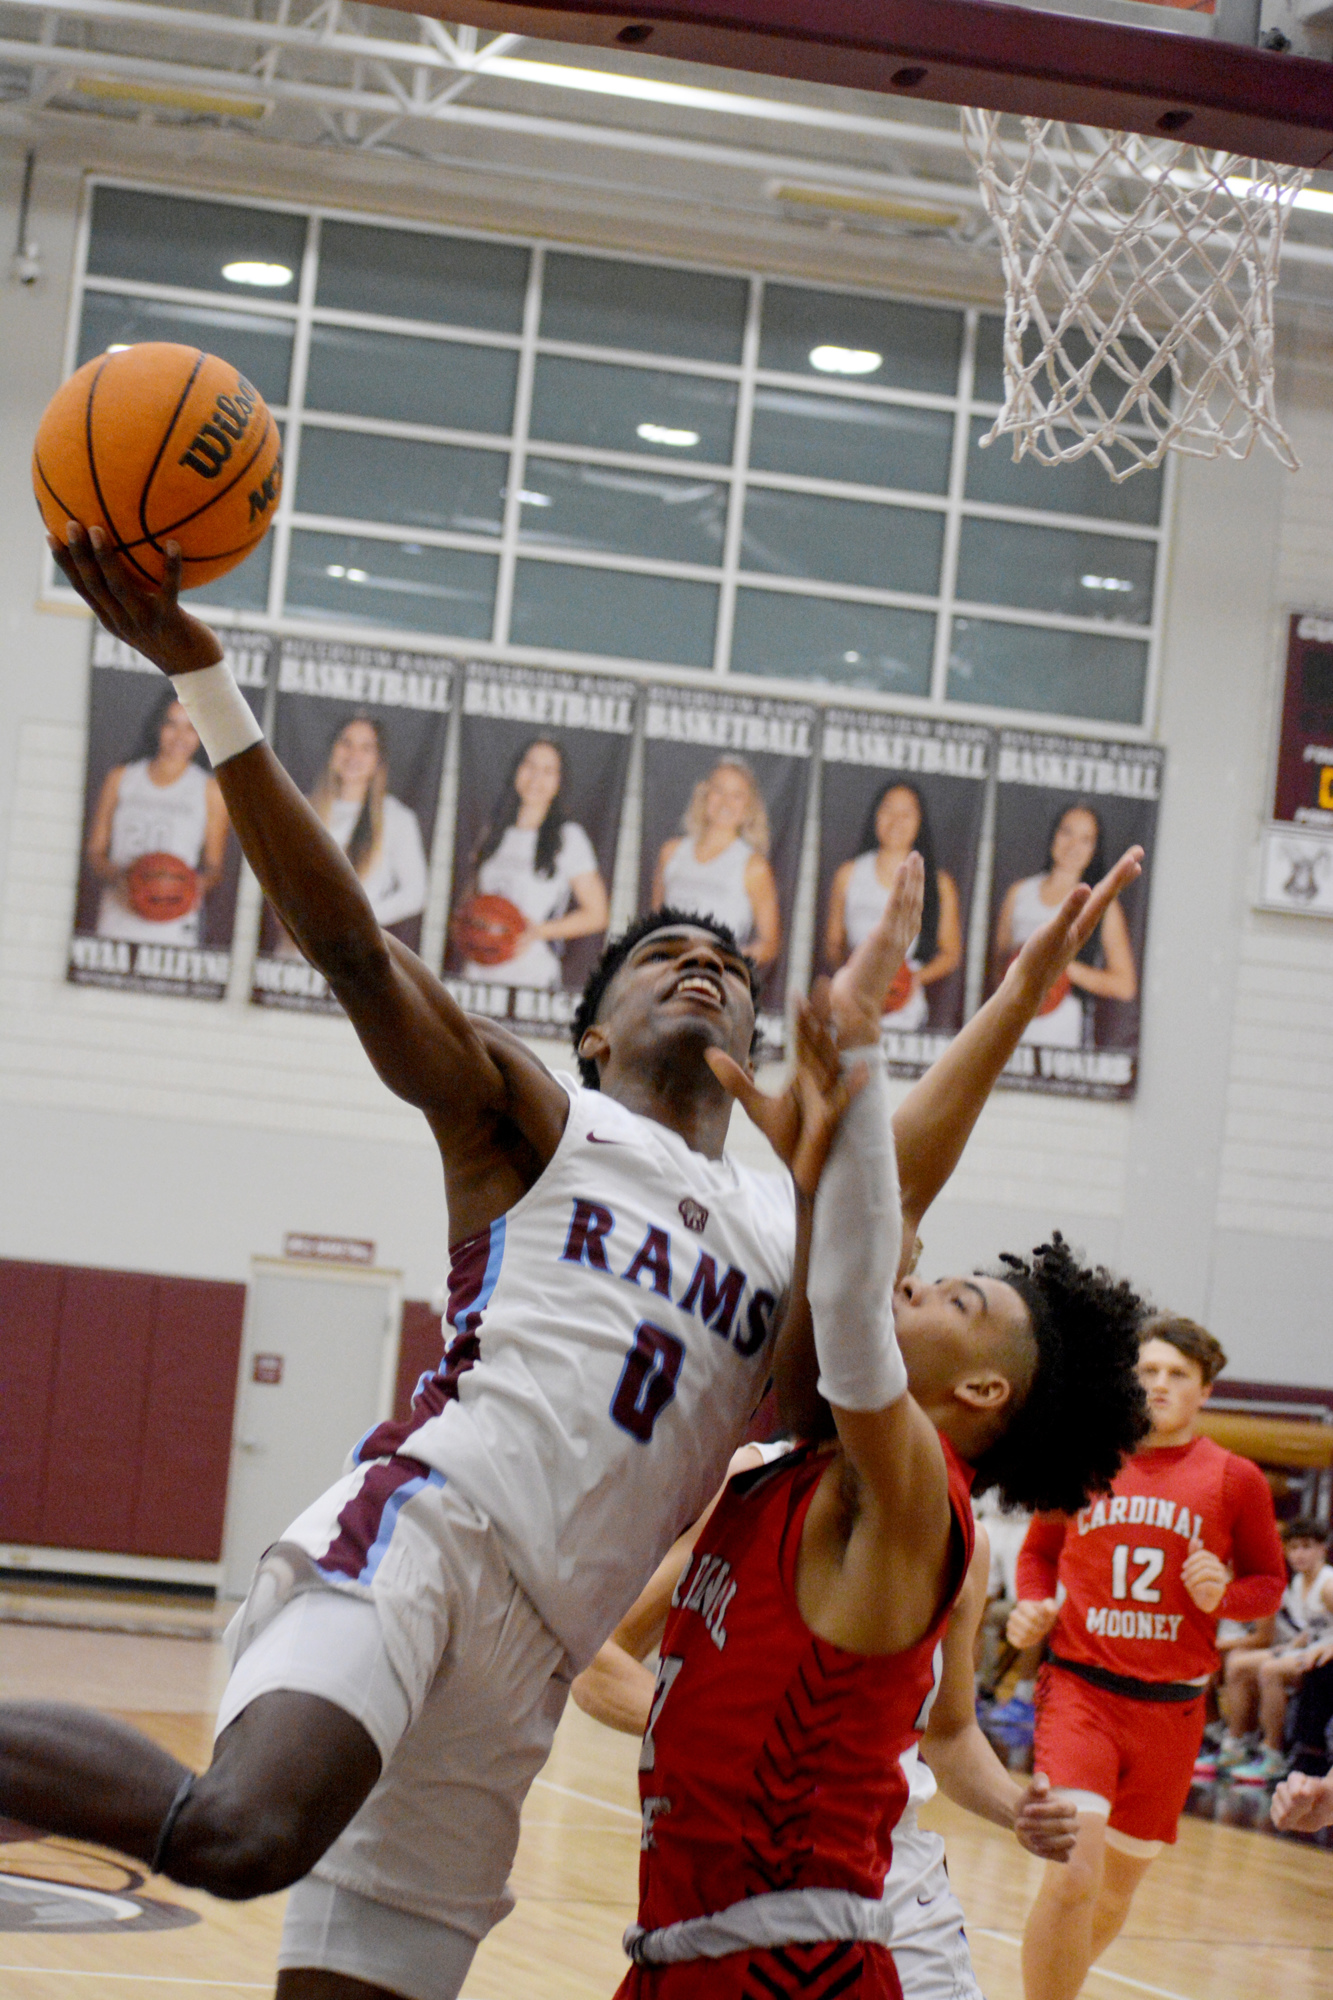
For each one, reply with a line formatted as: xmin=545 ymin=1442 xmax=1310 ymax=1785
xmin=1 ymin=144 xmax=1330 ymax=1385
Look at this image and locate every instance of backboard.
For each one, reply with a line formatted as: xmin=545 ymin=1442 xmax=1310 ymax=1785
xmin=388 ymin=0 xmax=1333 ymax=167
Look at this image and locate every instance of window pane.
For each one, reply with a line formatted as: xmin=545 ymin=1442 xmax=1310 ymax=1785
xmin=741 ymin=490 xmax=942 ymax=595
xmin=749 ymin=388 xmax=952 ymax=493
xmin=759 ymin=285 xmax=962 ymax=397
xmin=964 ymin=419 xmax=1163 ymax=526
xmin=295 ymin=428 xmax=506 ymax=536
xmin=540 ymin=253 xmax=747 ymax=364
xmin=519 ymin=457 xmax=726 ymax=567
xmin=316 ymin=221 xmax=529 ymax=331
xmin=77 ymin=295 xmax=295 ymax=407
xmin=510 ymin=561 xmax=717 ymax=666
xmin=947 ymin=618 xmax=1147 ymax=723
xmin=305 ymin=326 xmax=516 ymax=434
xmin=956 ymin=519 xmax=1155 ymax=624
xmin=731 ymin=590 xmax=934 ymax=697
xmin=285 ymin=530 xmax=496 ymax=639
xmin=529 ymin=356 xmax=736 ymax=463
xmin=87 ymin=187 xmax=304 ymax=301
xmin=192 ymin=532 xmax=273 ymax=615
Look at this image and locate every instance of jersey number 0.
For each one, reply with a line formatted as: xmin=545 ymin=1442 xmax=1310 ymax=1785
xmin=611 ymin=1319 xmax=686 ymax=1443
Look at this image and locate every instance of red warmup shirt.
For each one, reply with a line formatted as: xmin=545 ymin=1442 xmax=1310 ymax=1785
xmin=635 ymin=1437 xmax=976 ymax=1934
xmin=1016 ymin=1435 xmax=1285 ymax=1684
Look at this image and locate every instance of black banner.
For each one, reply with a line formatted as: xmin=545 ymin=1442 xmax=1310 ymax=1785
xmin=251 ymin=637 xmax=453 ymax=1015
xmin=816 ymin=710 xmax=992 ymax=1077
xmin=69 ymin=627 xmax=270 ymax=1001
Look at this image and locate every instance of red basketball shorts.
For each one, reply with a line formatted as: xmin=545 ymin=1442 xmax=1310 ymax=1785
xmin=1034 ymin=1663 xmax=1207 ymax=1846
xmin=615 ymin=1940 xmax=903 ymax=1998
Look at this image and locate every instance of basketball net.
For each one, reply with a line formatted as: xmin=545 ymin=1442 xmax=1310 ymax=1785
xmin=961 ymin=111 xmax=1310 ymax=480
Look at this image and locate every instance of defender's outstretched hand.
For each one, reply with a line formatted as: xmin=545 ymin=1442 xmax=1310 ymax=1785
xmin=1006 ymin=846 xmax=1143 ymax=1011
xmin=50 ymin=523 xmax=223 ymax=678
xmin=706 ymin=984 xmax=863 ymax=1199
xmin=829 ymin=852 xmax=926 ymax=1046
xmin=1013 ymin=1772 xmax=1078 ymax=1862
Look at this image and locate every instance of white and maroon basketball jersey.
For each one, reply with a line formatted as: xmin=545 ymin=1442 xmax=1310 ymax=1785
xmin=358 ymin=1078 xmax=795 ymax=1666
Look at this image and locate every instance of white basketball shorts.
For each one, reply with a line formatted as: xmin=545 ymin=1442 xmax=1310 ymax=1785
xmin=216 ymin=1470 xmax=573 ymax=1996
xmin=884 ymin=1818 xmax=983 ymax=2000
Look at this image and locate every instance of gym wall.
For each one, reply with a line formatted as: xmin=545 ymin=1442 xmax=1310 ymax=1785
xmin=0 ymin=138 xmax=1329 ymax=1390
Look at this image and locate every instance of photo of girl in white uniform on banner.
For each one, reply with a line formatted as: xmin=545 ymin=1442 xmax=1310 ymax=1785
xmin=824 ymin=779 xmax=961 ymax=1031
xmin=302 ymin=714 xmax=429 ymax=936
xmin=460 ymin=736 xmax=609 ymax=990
xmin=87 ymin=686 xmax=228 ymax=949
xmin=986 ymin=727 xmax=1163 ymax=1099
xmin=651 ymin=756 xmax=781 ymax=970
xmin=993 ymin=801 xmax=1137 ymax=1050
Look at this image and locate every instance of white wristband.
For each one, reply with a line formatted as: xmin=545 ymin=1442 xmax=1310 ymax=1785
xmin=170 ymin=663 xmax=264 ymax=768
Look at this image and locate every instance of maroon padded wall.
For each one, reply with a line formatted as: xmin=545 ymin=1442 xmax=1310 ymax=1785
xmin=0 ymin=1258 xmax=245 ymax=1563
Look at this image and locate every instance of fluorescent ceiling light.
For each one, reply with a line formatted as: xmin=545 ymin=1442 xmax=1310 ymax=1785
xmin=771 ymin=182 xmax=966 ymax=229
xmin=74 ymin=75 xmax=269 ymax=118
xmin=325 ymin=565 xmax=346 ymax=577
xmin=1225 ymin=176 xmax=1333 ymax=217
xmin=106 ymin=343 xmax=131 ymax=352
xmin=809 ymin=345 xmax=882 ymax=376
xmin=346 ymin=568 xmax=368 ymax=582
xmin=637 ymin=422 xmax=700 ymax=448
xmin=222 ymin=260 xmax=293 ymax=287
xmin=517 ymin=489 xmax=553 ymax=507
xmin=1080 ymin=574 xmax=1134 ymax=592
xmin=842 ymin=650 xmax=861 ymax=664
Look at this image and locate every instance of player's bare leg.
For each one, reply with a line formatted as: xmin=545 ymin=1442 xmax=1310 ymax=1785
xmin=0 ymin=1693 xmax=379 ymax=1898
xmin=1087 ymin=1843 xmax=1154 ymax=1958
xmin=1020 ymin=1811 xmax=1107 ymax=2000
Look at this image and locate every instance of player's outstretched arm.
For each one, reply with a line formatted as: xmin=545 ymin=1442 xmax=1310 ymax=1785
xmin=889 ymin=847 xmax=1142 ymax=1257
xmin=920 ymin=1536 xmax=1076 ymax=1862
xmin=52 ymin=529 xmax=567 ymax=1188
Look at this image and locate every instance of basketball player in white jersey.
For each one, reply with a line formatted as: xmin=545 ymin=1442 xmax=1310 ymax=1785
xmin=575 ymin=1479 xmax=1077 ymax=2000
xmin=86 ymin=688 xmax=229 ymax=945
xmin=5 ymin=525 xmax=938 ymax=2000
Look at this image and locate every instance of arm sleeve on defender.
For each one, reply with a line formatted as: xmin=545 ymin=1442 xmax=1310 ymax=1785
xmin=806 ymin=1049 xmax=907 ymax=1413
xmin=1219 ymin=1455 xmax=1286 ymax=1622
xmin=1015 ymin=1514 xmax=1067 ymax=1600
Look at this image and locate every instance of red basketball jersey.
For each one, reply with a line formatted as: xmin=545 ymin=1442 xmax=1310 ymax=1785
xmin=1017 ymin=1435 xmax=1284 ymax=1685
xmin=635 ymin=1437 xmax=975 ymax=1936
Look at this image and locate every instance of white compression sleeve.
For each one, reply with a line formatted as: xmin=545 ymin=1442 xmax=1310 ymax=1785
xmin=806 ymin=1047 xmax=908 ymax=1413
xmin=170 ymin=663 xmax=264 ymax=768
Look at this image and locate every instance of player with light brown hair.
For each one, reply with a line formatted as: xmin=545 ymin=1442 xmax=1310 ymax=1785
xmin=1009 ymin=1312 xmax=1285 ymax=2000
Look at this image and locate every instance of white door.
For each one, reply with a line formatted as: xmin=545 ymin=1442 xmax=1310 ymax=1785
xmin=221 ymin=1258 xmax=402 ymax=1598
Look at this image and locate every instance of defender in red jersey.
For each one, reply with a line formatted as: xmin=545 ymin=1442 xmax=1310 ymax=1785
xmin=1009 ymin=1316 xmax=1285 ymax=2000
xmin=614 ymin=849 xmax=1150 ymax=1997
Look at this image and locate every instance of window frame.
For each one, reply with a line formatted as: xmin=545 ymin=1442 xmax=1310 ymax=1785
xmin=47 ymin=172 xmax=1172 ymax=740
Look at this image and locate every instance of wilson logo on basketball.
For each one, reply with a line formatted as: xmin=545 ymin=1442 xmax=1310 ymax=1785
xmin=178 ymin=377 xmax=260 ymax=478
xmin=248 ymin=459 xmax=282 ymax=523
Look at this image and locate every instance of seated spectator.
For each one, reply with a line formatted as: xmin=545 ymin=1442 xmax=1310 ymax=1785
xmin=1217 ymin=1518 xmax=1333 ymax=1785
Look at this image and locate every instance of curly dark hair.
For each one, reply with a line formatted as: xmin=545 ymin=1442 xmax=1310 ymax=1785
xmin=570 ymin=905 xmax=761 ymax=1089
xmin=970 ymin=1233 xmax=1149 ymax=1513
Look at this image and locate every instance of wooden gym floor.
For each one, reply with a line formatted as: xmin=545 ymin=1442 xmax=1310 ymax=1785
xmin=0 ymin=1608 xmax=1328 ymax=1999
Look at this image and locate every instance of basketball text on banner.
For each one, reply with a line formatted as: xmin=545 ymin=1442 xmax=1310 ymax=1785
xmin=986 ymin=728 xmax=1164 ymax=1100
xmin=68 ymin=626 xmax=271 ymax=1001
xmin=249 ymin=637 xmax=453 ymax=1016
xmin=441 ymin=659 xmax=638 ymax=1034
xmin=817 ymin=710 xmax=993 ymax=1078
xmin=636 ymin=682 xmax=816 ymax=1061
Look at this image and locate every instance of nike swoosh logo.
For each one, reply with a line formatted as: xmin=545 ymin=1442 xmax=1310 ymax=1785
xmin=916 ymin=1893 xmax=936 ymax=1906
xmin=587 ymin=1133 xmax=620 ymax=1145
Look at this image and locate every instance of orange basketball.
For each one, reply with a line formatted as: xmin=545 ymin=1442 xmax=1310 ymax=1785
xmin=451 ymin=894 xmax=527 ymax=966
xmin=125 ymin=851 xmax=199 ymax=923
xmin=883 ymin=960 xmax=914 ymax=1014
xmin=32 ymin=343 xmax=282 ymax=590
xmin=1008 ymin=953 xmax=1073 ymax=1015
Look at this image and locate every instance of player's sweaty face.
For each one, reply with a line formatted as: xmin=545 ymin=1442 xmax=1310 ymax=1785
xmin=611 ymin=926 xmax=755 ymax=1061
xmin=892 ymin=1272 xmax=1029 ymax=1399
xmin=1136 ymin=1337 xmax=1207 ymax=1438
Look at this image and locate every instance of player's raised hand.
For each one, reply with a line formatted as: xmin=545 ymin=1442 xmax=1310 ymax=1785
xmin=706 ymin=982 xmax=864 ymax=1198
xmin=50 ymin=524 xmax=223 ymax=678
xmin=1013 ymin=1771 xmax=1077 ymax=1862
xmin=1005 ymin=845 xmax=1143 ymax=1012
xmin=1271 ymin=1770 xmax=1333 ymax=1833
xmin=829 ymin=852 xmax=925 ymax=1046
xmin=1006 ymin=1597 xmax=1059 ymax=1648
xmin=1181 ymin=1535 xmax=1230 ymax=1613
